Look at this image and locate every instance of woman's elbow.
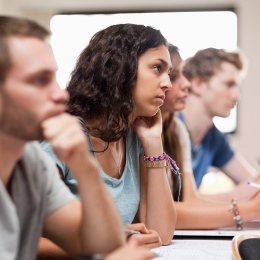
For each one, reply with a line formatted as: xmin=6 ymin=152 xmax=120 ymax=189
xmin=161 ymin=232 xmax=174 ymax=245
xmin=160 ymin=224 xmax=175 ymax=245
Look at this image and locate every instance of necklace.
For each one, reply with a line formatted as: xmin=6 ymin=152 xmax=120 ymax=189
xmin=109 ymin=139 xmax=123 ymax=176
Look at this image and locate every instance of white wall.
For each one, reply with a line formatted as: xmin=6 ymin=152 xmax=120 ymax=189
xmin=1 ymin=0 xmax=260 ymax=169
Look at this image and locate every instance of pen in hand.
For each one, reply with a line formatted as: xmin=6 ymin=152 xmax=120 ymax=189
xmin=124 ymin=229 xmax=141 ymax=235
xmin=247 ymin=181 xmax=260 ymax=189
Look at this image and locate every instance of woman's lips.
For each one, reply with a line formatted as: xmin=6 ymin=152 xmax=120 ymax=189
xmin=157 ymin=95 xmax=165 ymax=101
xmin=156 ymin=95 xmax=165 ymax=106
xmin=178 ymin=95 xmax=187 ymax=101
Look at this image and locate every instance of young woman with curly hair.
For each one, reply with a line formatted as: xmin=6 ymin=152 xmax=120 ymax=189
xmin=41 ymin=23 xmax=176 ymax=247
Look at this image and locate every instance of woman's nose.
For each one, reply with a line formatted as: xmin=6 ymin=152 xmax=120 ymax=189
xmin=181 ymin=75 xmax=191 ymax=90
xmin=161 ymin=74 xmax=172 ymax=90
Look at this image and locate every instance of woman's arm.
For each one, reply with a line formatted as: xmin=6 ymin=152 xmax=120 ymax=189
xmin=134 ymin=111 xmax=176 ymax=245
xmin=174 ymin=164 xmax=260 ymax=230
xmin=176 ymin=190 xmax=260 ymax=229
xmin=139 ymin=157 xmax=176 ymax=245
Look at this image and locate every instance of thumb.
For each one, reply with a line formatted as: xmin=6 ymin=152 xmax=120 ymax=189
xmin=127 ymin=236 xmax=140 ymax=247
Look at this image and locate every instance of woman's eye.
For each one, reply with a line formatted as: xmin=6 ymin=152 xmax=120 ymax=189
xmin=170 ymin=73 xmax=178 ymax=82
xmin=153 ymin=65 xmax=161 ymax=72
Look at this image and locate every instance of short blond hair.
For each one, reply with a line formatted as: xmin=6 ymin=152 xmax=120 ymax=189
xmin=183 ymin=48 xmax=245 ymax=82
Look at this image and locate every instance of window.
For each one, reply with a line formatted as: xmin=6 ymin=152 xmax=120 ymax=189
xmin=50 ymin=10 xmax=237 ymax=133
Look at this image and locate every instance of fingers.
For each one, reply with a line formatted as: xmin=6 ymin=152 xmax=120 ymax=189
xmin=42 ymin=113 xmax=76 ymax=137
xmin=128 ymin=229 xmax=162 ymax=249
xmin=124 ymin=224 xmax=162 ymax=249
xmin=133 ymin=111 xmax=163 ymax=141
xmin=124 ymin=223 xmax=150 ymax=234
xmin=41 ymin=113 xmax=89 ymax=164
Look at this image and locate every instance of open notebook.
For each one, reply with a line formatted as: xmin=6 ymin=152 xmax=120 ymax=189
xmin=151 ymin=239 xmax=232 ymax=260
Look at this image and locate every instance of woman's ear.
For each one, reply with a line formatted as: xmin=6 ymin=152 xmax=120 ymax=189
xmin=189 ymin=76 xmax=204 ymax=97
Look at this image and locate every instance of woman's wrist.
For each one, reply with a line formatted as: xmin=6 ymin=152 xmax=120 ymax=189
xmin=140 ymin=138 xmax=163 ymax=156
xmin=229 ymin=198 xmax=243 ymax=230
xmin=240 ymin=198 xmax=256 ymax=221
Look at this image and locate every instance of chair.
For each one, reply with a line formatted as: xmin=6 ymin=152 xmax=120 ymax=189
xmin=232 ymin=233 xmax=260 ymax=260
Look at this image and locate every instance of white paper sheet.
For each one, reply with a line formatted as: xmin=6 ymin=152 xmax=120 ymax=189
xmin=151 ymin=240 xmax=232 ymax=260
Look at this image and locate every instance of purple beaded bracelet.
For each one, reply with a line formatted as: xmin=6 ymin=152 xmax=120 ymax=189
xmin=143 ymin=154 xmax=166 ymax=162
xmin=143 ymin=152 xmax=182 ymax=201
xmin=143 ymin=152 xmax=180 ymax=175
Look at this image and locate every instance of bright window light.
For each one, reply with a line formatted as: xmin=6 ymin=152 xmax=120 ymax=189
xmin=50 ymin=11 xmax=237 ymax=133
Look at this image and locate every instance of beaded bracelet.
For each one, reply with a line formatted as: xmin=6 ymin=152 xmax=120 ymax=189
xmin=143 ymin=152 xmax=182 ymax=201
xmin=143 ymin=153 xmax=166 ymax=168
xmin=143 ymin=153 xmax=166 ymax=162
xmin=229 ymin=198 xmax=243 ymax=230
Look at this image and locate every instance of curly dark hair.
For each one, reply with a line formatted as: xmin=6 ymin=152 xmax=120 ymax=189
xmin=66 ymin=23 xmax=168 ymax=142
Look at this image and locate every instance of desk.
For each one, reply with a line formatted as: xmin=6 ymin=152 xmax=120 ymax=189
xmin=151 ymin=237 xmax=232 ymax=259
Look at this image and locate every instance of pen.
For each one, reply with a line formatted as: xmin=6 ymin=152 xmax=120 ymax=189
xmin=124 ymin=229 xmax=141 ymax=235
xmin=247 ymin=181 xmax=260 ymax=189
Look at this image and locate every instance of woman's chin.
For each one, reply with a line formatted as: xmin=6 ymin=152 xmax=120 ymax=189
xmin=148 ymin=108 xmax=159 ymax=117
xmin=137 ymin=106 xmax=160 ymax=118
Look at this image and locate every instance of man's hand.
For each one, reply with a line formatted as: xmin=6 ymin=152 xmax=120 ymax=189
xmin=41 ymin=113 xmax=95 ymax=176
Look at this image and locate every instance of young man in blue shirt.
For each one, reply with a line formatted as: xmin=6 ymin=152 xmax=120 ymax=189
xmin=179 ymin=48 xmax=259 ymax=201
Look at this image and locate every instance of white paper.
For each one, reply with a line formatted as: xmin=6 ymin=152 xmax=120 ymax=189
xmin=151 ymin=240 xmax=232 ymax=259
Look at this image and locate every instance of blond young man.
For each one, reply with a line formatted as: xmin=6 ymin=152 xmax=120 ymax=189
xmin=179 ymin=48 xmax=259 ymax=201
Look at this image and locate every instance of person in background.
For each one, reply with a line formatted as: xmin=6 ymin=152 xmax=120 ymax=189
xmin=161 ymin=44 xmax=192 ymax=202
xmin=179 ymin=47 xmax=259 ymax=201
xmin=0 ymin=15 xmax=154 ymax=260
xmin=41 ymin=23 xmax=176 ymax=247
xmin=161 ymin=44 xmax=260 ymax=230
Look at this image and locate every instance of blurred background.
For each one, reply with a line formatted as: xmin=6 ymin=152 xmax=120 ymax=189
xmin=2 ymin=0 xmax=260 ymax=193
